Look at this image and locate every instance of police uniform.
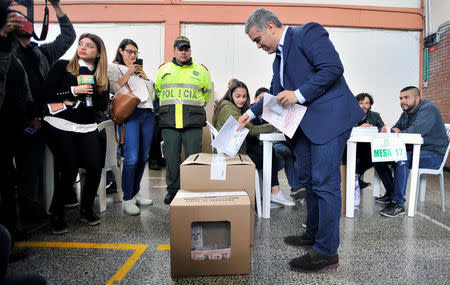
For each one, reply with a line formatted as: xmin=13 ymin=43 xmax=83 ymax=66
xmin=155 ymin=36 xmax=212 ymax=203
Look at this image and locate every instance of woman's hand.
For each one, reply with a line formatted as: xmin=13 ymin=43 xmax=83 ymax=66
xmin=127 ymin=64 xmax=140 ymax=75
xmin=74 ymin=84 xmax=93 ymax=95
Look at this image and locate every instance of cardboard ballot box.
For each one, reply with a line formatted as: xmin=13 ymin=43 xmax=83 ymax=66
xmin=180 ymin=153 xmax=256 ymax=243
xmin=170 ymin=190 xmax=251 ymax=276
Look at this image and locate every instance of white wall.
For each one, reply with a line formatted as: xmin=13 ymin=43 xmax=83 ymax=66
xmin=39 ymin=22 xmax=165 ymax=83
xmin=182 ymin=24 xmax=420 ymax=127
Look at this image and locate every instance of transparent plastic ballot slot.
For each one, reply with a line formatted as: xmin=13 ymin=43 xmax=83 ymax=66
xmin=191 ymin=221 xmax=231 ymax=261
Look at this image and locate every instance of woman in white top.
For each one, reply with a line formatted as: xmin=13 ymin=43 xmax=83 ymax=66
xmin=108 ymin=39 xmax=155 ymax=215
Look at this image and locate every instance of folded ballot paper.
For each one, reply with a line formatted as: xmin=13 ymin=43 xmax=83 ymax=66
xmin=211 ymin=115 xmax=249 ymax=158
xmin=261 ymin=93 xmax=306 ymax=138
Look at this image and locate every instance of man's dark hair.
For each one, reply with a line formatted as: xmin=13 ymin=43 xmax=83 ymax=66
xmin=245 ymin=8 xmax=282 ymax=34
xmin=400 ymin=86 xmax=420 ymax=97
xmin=255 ymin=87 xmax=268 ymax=99
xmin=356 ymin=93 xmax=374 ymax=106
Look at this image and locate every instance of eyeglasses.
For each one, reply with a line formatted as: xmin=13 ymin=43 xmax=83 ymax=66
xmin=124 ymin=49 xmax=139 ymax=56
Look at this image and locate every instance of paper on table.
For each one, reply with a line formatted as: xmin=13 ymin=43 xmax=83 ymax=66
xmin=211 ymin=115 xmax=249 ymax=158
xmin=261 ymin=93 xmax=306 ymax=138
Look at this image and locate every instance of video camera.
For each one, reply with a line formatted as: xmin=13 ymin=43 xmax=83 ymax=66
xmin=11 ymin=0 xmax=49 ymax=40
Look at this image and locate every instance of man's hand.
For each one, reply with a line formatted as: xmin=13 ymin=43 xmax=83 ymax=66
xmin=277 ymin=90 xmax=298 ymax=107
xmin=392 ymin=127 xmax=400 ymax=133
xmin=360 ymin=123 xmax=372 ymax=128
xmin=380 ymin=125 xmax=388 ymax=133
xmin=30 ymin=118 xmax=41 ymax=130
xmin=237 ymin=113 xmax=250 ymax=131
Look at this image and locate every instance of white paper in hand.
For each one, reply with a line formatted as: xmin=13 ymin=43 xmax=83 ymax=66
xmin=261 ymin=93 xmax=306 ymax=138
xmin=211 ymin=115 xmax=249 ymax=158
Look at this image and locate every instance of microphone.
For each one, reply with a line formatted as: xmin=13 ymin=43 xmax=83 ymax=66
xmin=76 ymin=73 xmax=95 ymax=107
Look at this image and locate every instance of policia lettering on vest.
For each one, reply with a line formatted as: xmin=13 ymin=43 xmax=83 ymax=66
xmin=155 ymin=36 xmax=212 ymax=205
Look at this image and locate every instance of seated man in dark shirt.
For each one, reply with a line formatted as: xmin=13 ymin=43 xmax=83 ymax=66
xmin=355 ymin=93 xmax=387 ymax=189
xmin=374 ymin=86 xmax=449 ymax=217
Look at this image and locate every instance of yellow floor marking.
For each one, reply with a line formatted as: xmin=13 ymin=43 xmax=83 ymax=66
xmin=156 ymin=244 xmax=170 ymax=250
xmin=16 ymin=241 xmax=148 ymax=285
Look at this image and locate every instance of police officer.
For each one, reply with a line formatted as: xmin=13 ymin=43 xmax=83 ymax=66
xmin=155 ymin=36 xmax=212 ymax=205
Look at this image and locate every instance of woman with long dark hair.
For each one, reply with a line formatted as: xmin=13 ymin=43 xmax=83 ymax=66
xmin=108 ymin=39 xmax=155 ymax=215
xmin=212 ymin=80 xmax=294 ymax=206
xmin=43 ymin=33 xmax=109 ymax=234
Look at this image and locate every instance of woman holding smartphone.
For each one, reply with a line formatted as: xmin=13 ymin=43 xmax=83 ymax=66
xmin=43 ymin=33 xmax=109 ymax=234
xmin=108 ymin=39 xmax=155 ymax=215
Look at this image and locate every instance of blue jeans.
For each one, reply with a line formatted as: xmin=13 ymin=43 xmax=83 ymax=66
xmin=293 ymin=128 xmax=351 ymax=256
xmin=374 ymin=150 xmax=444 ymax=205
xmin=274 ymin=142 xmax=301 ymax=190
xmin=119 ymin=108 xmax=155 ymax=201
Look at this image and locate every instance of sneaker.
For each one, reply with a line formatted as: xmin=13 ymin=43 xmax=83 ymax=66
xmin=380 ymin=202 xmax=405 ymax=217
xmin=64 ymin=200 xmax=79 ymax=208
xmin=290 ymin=187 xmax=306 ymax=200
xmin=375 ymin=194 xmax=392 ymax=204
xmin=135 ymin=194 xmax=153 ymax=206
xmin=289 ymin=251 xmax=339 ymax=273
xmin=164 ymin=193 xmax=176 ymax=205
xmin=284 ymin=233 xmax=315 ymax=248
xmin=123 ymin=200 xmax=140 ymax=215
xmin=50 ymin=215 xmax=68 ymax=235
xmin=80 ymin=210 xmax=101 ymax=226
xmin=271 ymin=191 xmax=295 ymax=206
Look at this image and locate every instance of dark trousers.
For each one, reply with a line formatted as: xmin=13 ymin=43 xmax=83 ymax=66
xmin=355 ymin=142 xmax=373 ymax=176
xmin=149 ymin=116 xmax=163 ymax=163
xmin=161 ymin=127 xmax=202 ymax=195
xmin=44 ymin=123 xmax=103 ymax=216
xmin=0 ymin=130 xmax=20 ymax=239
xmin=293 ymin=128 xmax=351 ymax=256
xmin=15 ymin=131 xmax=46 ymax=217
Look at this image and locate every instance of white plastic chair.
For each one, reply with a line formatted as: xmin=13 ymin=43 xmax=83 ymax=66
xmin=205 ymin=121 xmax=263 ymax=217
xmin=97 ymin=120 xmax=123 ymax=212
xmin=417 ymin=124 xmax=450 ymax=211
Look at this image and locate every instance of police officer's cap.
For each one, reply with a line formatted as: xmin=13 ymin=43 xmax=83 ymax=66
xmin=174 ymin=36 xmax=190 ymax=49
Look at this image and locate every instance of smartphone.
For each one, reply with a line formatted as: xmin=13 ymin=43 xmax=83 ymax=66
xmin=134 ymin=58 xmax=143 ymax=66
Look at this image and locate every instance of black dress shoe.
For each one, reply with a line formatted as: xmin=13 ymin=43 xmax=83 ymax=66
xmin=50 ymin=215 xmax=68 ymax=235
xmin=289 ymin=251 xmax=339 ymax=273
xmin=106 ymin=181 xmax=117 ymax=194
xmin=164 ymin=193 xmax=176 ymax=205
xmin=80 ymin=210 xmax=101 ymax=226
xmin=284 ymin=233 xmax=315 ymax=248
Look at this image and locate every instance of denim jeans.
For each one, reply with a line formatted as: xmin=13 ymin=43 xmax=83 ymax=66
xmin=274 ymin=142 xmax=301 ymax=190
xmin=374 ymin=150 xmax=444 ymax=205
xmin=119 ymin=108 xmax=155 ymax=201
xmin=293 ymin=128 xmax=351 ymax=256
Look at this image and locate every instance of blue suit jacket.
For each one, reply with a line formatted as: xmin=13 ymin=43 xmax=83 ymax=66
xmin=251 ymin=23 xmax=364 ymax=144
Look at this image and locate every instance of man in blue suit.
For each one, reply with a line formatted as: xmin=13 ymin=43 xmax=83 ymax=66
xmin=238 ymin=8 xmax=364 ymax=272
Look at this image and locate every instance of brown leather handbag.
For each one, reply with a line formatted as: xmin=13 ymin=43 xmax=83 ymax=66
xmin=111 ymin=84 xmax=140 ymax=125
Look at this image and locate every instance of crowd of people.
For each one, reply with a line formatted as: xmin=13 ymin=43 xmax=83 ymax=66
xmin=0 ymin=1 xmax=448 ymax=282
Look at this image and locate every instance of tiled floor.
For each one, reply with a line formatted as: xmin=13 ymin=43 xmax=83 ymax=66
xmin=7 ymin=167 xmax=450 ymax=284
